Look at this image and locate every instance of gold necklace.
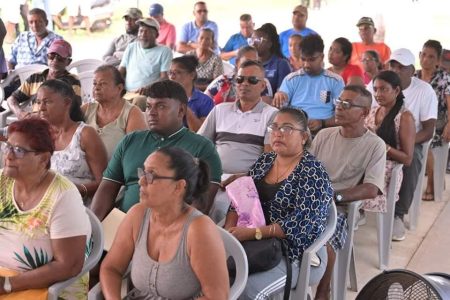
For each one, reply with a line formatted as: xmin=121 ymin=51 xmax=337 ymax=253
xmin=274 ymin=153 xmax=303 ymax=183
xmin=17 ymin=170 xmax=49 ymax=210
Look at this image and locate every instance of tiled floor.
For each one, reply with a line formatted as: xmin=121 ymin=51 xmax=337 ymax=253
xmin=345 ymin=177 xmax=450 ymax=299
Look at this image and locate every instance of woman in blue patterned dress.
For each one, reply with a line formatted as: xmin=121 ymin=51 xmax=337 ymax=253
xmin=223 ymin=107 xmax=333 ymax=299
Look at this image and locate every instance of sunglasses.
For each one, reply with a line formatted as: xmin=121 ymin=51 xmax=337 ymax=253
xmin=137 ymin=168 xmax=176 ymax=184
xmin=334 ymin=98 xmax=368 ymax=110
xmin=236 ymin=76 xmax=263 ymax=85
xmin=47 ymin=52 xmax=69 ymax=62
xmin=0 ymin=142 xmax=40 ymax=159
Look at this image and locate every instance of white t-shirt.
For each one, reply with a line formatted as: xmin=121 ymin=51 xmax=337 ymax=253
xmin=367 ymin=77 xmax=437 ymax=132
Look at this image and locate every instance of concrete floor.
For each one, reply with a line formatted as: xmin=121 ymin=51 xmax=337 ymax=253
xmin=346 ymin=176 xmax=450 ymax=299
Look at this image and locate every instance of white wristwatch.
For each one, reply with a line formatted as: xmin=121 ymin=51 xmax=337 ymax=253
xmin=3 ymin=277 xmax=11 ymax=293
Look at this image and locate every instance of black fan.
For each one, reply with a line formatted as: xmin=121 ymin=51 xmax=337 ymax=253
xmin=356 ymin=269 xmax=450 ymax=300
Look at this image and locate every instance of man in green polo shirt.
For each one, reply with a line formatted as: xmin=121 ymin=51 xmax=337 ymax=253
xmin=91 ymin=80 xmax=222 ymax=221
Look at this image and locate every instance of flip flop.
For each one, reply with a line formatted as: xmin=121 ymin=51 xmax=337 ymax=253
xmin=422 ymin=192 xmax=434 ymax=201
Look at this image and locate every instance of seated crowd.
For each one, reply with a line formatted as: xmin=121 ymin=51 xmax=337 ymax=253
xmin=1 ymin=1 xmax=449 ymax=300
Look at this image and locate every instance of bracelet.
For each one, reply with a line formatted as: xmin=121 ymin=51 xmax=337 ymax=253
xmin=80 ymin=184 xmax=88 ymax=199
xmin=268 ymin=224 xmax=274 ymax=237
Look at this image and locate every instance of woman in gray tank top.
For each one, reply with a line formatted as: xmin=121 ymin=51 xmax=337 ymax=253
xmin=100 ymin=147 xmax=229 ymax=299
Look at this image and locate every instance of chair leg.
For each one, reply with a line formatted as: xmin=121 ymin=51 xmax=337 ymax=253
xmin=432 ymin=144 xmax=449 ymax=202
xmin=349 ymin=248 xmax=358 ymax=292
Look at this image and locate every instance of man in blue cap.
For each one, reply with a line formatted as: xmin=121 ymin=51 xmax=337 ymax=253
xmin=149 ymin=3 xmax=176 ymax=50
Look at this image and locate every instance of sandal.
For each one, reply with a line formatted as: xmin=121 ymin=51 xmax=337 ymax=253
xmin=422 ymin=192 xmax=434 ymax=201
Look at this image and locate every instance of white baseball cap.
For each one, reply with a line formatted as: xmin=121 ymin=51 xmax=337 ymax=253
xmin=388 ymin=48 xmax=415 ymax=66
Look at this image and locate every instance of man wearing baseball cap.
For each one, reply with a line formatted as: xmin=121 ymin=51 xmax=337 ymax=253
xmin=350 ymin=16 xmax=391 ymax=69
xmin=103 ymin=8 xmax=143 ymax=67
xmin=386 ymin=48 xmax=437 ymax=241
xmin=149 ymin=3 xmax=176 ymax=50
xmin=7 ymin=39 xmax=81 ymax=119
xmin=119 ymin=17 xmax=173 ymax=110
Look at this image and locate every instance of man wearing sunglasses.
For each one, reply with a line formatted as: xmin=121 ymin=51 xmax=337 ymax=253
xmin=310 ymin=85 xmax=386 ymax=299
xmin=6 ymin=39 xmax=81 ymax=120
xmin=177 ymin=1 xmax=219 ymax=54
xmin=273 ymin=34 xmax=344 ymax=135
xmin=198 ymin=60 xmax=278 ymax=221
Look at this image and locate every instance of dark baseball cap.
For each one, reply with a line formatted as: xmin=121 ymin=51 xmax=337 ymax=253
xmin=149 ymin=3 xmax=164 ymax=17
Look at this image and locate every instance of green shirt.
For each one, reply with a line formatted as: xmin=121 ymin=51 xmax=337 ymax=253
xmin=103 ymin=127 xmax=222 ymax=212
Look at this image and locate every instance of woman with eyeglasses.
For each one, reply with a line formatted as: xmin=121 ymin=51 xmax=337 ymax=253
xmin=250 ymin=23 xmax=291 ymax=92
xmin=36 ymin=79 xmax=108 ymax=205
xmin=0 ymin=118 xmax=91 ymax=299
xmin=363 ymin=70 xmax=415 ymax=213
xmin=361 ymin=50 xmax=383 ymax=85
xmin=205 ymin=45 xmax=273 ymax=105
xmin=168 ymin=55 xmax=214 ymax=132
xmin=101 ymin=147 xmax=229 ymax=300
xmin=328 ymin=37 xmax=365 ymax=86
xmin=187 ymin=28 xmax=224 ymax=91
xmin=223 ymin=107 xmax=332 ymax=299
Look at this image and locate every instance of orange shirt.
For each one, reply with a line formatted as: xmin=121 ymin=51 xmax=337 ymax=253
xmin=350 ymin=42 xmax=391 ymax=69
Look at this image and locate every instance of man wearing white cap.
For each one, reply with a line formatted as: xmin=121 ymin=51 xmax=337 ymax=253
xmin=7 ymin=39 xmax=81 ymax=119
xmin=119 ymin=17 xmax=173 ymax=110
xmin=387 ymin=48 xmax=437 ymax=241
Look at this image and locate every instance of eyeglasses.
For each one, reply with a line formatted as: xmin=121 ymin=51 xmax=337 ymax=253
xmin=0 ymin=142 xmax=40 ymax=159
xmin=47 ymin=52 xmax=69 ymax=62
xmin=334 ymin=98 xmax=368 ymax=110
xmin=267 ymin=124 xmax=304 ymax=135
xmin=137 ymin=168 xmax=177 ymax=184
xmin=236 ymin=76 xmax=263 ymax=85
xmin=196 ymin=9 xmax=208 ymax=13
xmin=361 ymin=58 xmax=376 ymax=63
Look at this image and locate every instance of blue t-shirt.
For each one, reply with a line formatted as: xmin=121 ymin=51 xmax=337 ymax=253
xmin=179 ymin=20 xmax=219 ymax=54
xmin=120 ymin=42 xmax=173 ymax=91
xmin=221 ymin=32 xmax=248 ymax=65
xmin=280 ymin=69 xmax=344 ymax=120
xmin=279 ymin=27 xmax=317 ymax=58
xmin=189 ymin=88 xmax=215 ymax=118
xmin=263 ymin=55 xmax=292 ymax=93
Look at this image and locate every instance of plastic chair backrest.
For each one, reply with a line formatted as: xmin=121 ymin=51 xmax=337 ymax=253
xmin=67 ymin=59 xmax=103 ymax=74
xmin=48 ymin=208 xmax=104 ymax=300
xmin=222 ymin=61 xmax=235 ymax=77
xmin=217 ymin=226 xmax=248 ymax=300
xmin=78 ymin=71 xmax=95 ymax=103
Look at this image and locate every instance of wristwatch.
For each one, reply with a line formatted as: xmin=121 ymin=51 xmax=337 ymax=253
xmin=335 ymin=192 xmax=344 ymax=203
xmin=3 ymin=277 xmax=11 ymax=293
xmin=255 ymin=228 xmax=263 ymax=240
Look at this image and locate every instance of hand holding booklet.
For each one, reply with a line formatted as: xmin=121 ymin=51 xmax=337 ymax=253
xmin=225 ymin=176 xmax=266 ymax=228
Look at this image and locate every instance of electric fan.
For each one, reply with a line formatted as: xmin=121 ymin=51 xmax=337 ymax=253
xmin=356 ymin=269 xmax=450 ymax=300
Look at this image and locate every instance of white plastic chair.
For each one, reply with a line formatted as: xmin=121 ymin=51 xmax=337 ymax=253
xmin=376 ymin=163 xmax=403 ymax=270
xmin=432 ymin=142 xmax=449 ymax=202
xmin=48 ymin=208 xmax=104 ymax=300
xmin=217 ymin=226 xmax=248 ymax=300
xmin=222 ymin=60 xmax=235 ymax=77
xmin=67 ymin=59 xmax=103 ymax=74
xmin=407 ymin=141 xmax=430 ymax=230
xmin=332 ymin=200 xmax=361 ymax=300
xmin=269 ymin=202 xmax=337 ymax=300
xmin=78 ymin=71 xmax=95 ymax=104
xmin=88 ymin=226 xmax=248 ymax=300
xmin=0 ymin=64 xmax=48 ymax=127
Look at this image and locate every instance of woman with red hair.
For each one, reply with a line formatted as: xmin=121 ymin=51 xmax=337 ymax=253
xmin=0 ymin=118 xmax=91 ymax=299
